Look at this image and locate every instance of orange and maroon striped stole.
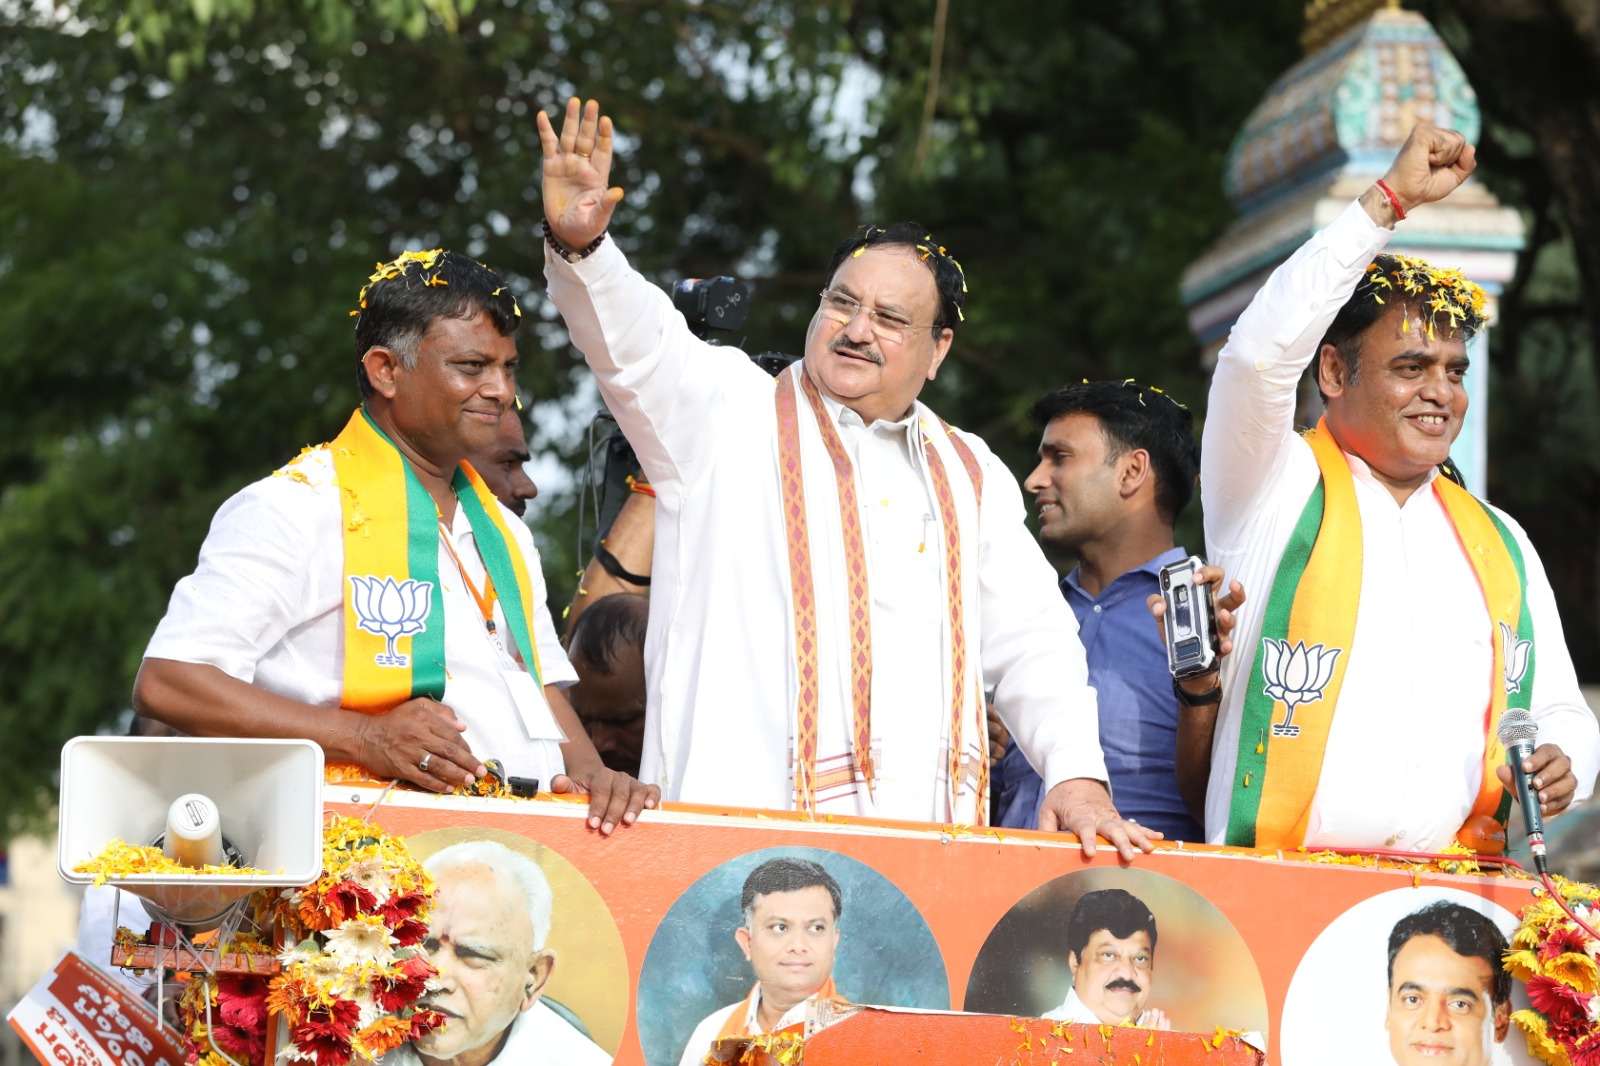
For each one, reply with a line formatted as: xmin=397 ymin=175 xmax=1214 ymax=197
xmin=774 ymin=364 xmax=984 ymax=818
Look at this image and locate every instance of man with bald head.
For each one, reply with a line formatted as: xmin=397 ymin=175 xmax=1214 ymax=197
xmin=384 ymin=839 xmax=609 ymax=1066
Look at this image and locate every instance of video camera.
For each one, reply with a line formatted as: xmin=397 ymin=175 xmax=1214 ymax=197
xmin=671 ymin=275 xmax=799 ymax=376
xmin=577 ymin=274 xmax=798 ymax=549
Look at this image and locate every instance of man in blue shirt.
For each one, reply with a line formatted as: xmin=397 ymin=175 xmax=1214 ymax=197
xmin=996 ymin=381 xmax=1213 ymax=839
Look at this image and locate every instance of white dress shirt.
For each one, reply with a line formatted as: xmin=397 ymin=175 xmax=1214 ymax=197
xmin=1043 ymin=985 xmax=1168 ymax=1027
xmin=1201 ymin=200 xmax=1599 ymax=850
xmin=1041 ymin=986 xmax=1104 ymax=1025
xmin=545 ymin=239 xmax=1105 ymax=821
xmin=381 ymin=1000 xmax=609 ymax=1066
xmin=677 ymin=986 xmax=814 ymax=1066
xmin=145 ymin=446 xmax=577 ymax=784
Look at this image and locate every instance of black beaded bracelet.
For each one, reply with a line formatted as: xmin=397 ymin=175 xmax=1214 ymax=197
xmin=542 ymin=217 xmax=606 ymax=263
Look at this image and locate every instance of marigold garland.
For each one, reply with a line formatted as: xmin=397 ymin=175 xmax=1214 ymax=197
xmin=1365 ymin=254 xmax=1489 ymax=341
xmin=707 ymin=1031 xmax=804 ymax=1065
xmin=165 ymin=816 xmax=445 ymax=1066
xmin=323 ymin=760 xmax=514 ymax=798
xmin=263 ymin=816 xmax=446 ymax=1065
xmin=350 ymin=248 xmax=522 ymax=321
xmin=1508 ymin=876 xmax=1600 ymax=1066
xmin=1298 ymin=840 xmax=1509 ymax=878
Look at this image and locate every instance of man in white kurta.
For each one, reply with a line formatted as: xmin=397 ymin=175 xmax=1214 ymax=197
xmin=135 ymin=248 xmax=656 ymax=832
xmin=142 ymin=443 xmax=577 ymax=785
xmin=1201 ymin=125 xmax=1599 ymax=849
xmin=537 ymin=97 xmax=1143 ymax=851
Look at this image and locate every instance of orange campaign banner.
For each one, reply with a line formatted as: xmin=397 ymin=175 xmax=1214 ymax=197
xmin=304 ymin=788 xmax=1547 ymax=1066
xmin=7 ymin=950 xmax=186 ymax=1066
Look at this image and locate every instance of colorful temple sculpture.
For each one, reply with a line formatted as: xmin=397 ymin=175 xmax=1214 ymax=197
xmin=1181 ymin=0 xmax=1524 ymax=494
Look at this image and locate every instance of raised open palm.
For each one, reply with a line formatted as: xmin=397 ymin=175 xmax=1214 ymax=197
xmin=537 ymin=96 xmax=625 ymax=251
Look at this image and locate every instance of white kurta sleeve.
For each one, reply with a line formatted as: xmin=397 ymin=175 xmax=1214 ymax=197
xmin=1202 ymin=200 xmax=1394 ymax=551
xmin=974 ymin=445 xmax=1109 ymax=791
xmin=1500 ymin=511 xmax=1600 ymax=807
xmin=544 ymin=240 xmax=772 ymax=494
xmin=143 ymin=476 xmax=324 ymax=681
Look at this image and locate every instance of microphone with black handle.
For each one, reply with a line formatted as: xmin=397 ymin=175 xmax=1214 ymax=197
xmin=1497 ymin=707 xmax=1548 ymax=875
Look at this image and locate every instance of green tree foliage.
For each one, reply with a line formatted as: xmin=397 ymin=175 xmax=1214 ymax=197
xmin=0 ymin=0 xmax=864 ymax=826
xmin=1414 ymin=0 xmax=1600 ymax=670
xmin=8 ymin=0 xmax=1592 ymax=828
xmin=843 ymin=0 xmax=1301 ymax=508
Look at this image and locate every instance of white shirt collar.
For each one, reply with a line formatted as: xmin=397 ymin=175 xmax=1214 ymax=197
xmin=813 ymin=385 xmax=919 ymax=434
xmin=1340 ymin=446 xmax=1441 ymax=508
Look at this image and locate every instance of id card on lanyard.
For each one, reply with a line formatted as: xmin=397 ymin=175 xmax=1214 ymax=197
xmin=440 ymin=521 xmax=568 ymax=743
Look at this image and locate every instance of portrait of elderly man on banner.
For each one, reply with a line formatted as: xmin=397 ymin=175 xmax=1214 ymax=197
xmin=382 ymin=835 xmax=624 ymax=1066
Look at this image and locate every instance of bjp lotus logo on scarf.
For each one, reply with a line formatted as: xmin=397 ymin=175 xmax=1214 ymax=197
xmin=1261 ymin=638 xmax=1343 ymax=738
xmin=349 ymin=575 xmax=433 ymax=667
xmin=1499 ymin=621 xmax=1532 ymax=695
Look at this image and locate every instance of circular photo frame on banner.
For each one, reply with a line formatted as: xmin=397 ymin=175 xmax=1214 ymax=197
xmin=398 ymin=825 xmax=627 ymax=1066
xmin=1282 ymin=886 xmax=1533 ymax=1066
xmin=636 ymin=845 xmax=948 ymax=1066
xmin=965 ymin=866 xmax=1268 ymax=1037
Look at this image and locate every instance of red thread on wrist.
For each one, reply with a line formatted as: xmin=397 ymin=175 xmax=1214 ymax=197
xmin=1374 ymin=179 xmax=1407 ymax=222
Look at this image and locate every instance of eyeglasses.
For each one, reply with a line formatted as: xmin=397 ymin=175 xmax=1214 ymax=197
xmin=817 ymin=290 xmax=942 ymax=342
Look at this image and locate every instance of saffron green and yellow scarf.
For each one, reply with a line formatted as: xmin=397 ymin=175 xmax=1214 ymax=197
xmin=326 ymin=407 xmax=542 ymax=713
xmin=1226 ymin=418 xmax=1531 ymax=849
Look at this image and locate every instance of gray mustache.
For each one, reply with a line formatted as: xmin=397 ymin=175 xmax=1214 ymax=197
xmin=830 ymin=340 xmax=884 ymax=366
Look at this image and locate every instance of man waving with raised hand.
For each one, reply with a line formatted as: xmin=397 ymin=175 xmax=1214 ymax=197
xmin=537 ymin=97 xmax=1153 ymax=859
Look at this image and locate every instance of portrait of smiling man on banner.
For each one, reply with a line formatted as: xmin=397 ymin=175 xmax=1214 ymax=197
xmin=675 ymin=858 xmax=850 ymax=1066
xmin=636 ymin=846 xmax=947 ymax=1066
xmin=1384 ymin=901 xmax=1513 ymax=1066
xmin=1281 ymin=887 xmax=1531 ymax=1066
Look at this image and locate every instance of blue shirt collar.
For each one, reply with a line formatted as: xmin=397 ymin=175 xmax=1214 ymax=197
xmin=1062 ymin=545 xmax=1191 ymax=602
